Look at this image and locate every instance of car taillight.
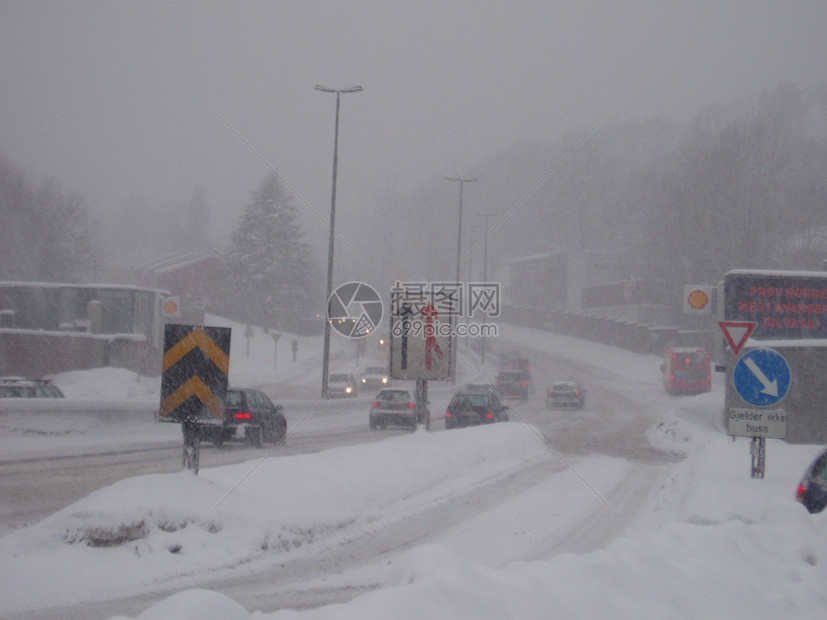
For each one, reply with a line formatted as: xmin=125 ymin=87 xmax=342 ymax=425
xmin=407 ymin=402 xmax=416 ymax=408
xmin=796 ymin=483 xmax=807 ymax=502
xmin=445 ymin=409 xmax=453 ymax=418
xmin=372 ymin=402 xmax=380 ymax=408
xmin=234 ymin=412 xmax=252 ymax=420
xmin=522 ymin=381 xmax=527 ymax=387
xmin=486 ymin=410 xmax=494 ymax=419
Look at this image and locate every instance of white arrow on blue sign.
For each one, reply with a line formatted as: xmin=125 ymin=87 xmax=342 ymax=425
xmin=733 ymin=348 xmax=791 ymax=407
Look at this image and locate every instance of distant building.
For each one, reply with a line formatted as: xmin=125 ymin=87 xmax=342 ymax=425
xmin=108 ymin=250 xmax=225 ymax=321
xmin=508 ymin=249 xmax=671 ymax=325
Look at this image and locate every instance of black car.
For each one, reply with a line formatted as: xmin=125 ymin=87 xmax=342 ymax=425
xmin=445 ymin=388 xmax=509 ymax=429
xmin=495 ymin=370 xmax=532 ymax=399
xmin=0 ymin=377 xmax=64 ymax=398
xmin=796 ymin=447 xmax=827 ymax=514
xmin=199 ymin=388 xmax=286 ymax=448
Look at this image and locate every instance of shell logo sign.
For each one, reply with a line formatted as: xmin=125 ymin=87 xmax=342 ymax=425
xmin=163 ymin=297 xmax=181 ymax=317
xmin=683 ymin=285 xmax=713 ymax=314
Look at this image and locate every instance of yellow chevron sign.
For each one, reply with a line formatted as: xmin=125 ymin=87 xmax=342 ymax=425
xmin=160 ymin=324 xmax=231 ymax=422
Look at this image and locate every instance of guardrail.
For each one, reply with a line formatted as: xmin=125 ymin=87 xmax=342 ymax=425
xmin=0 ymin=399 xmax=159 ymax=422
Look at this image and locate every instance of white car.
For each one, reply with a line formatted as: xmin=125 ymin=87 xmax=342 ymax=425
xmin=327 ymin=373 xmax=358 ymax=398
xmin=361 ymin=366 xmax=391 ymax=390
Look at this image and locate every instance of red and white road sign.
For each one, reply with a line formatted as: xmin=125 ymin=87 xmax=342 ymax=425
xmin=718 ymin=321 xmax=757 ymax=356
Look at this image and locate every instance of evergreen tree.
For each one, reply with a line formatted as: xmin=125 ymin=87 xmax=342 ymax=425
xmin=223 ymin=174 xmax=317 ymax=329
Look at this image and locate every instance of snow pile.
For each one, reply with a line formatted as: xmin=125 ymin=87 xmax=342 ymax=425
xmin=0 ymin=424 xmax=553 ymax=615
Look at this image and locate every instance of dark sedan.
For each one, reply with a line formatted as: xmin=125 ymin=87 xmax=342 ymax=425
xmin=796 ymin=446 xmax=827 ymax=514
xmin=445 ymin=388 xmax=509 ymax=429
xmin=199 ymin=387 xmax=286 ymax=448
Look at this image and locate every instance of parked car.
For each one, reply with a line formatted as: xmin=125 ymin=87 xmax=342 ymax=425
xmin=327 ymin=373 xmax=358 ymax=398
xmin=369 ymin=388 xmax=428 ymax=430
xmin=495 ymin=370 xmax=532 ymax=399
xmin=796 ymin=446 xmax=827 ymax=514
xmin=198 ymin=387 xmax=286 ymax=448
xmin=445 ymin=388 xmax=509 ymax=429
xmin=546 ymin=380 xmax=586 ymax=410
xmin=0 ymin=377 xmax=64 ymax=398
xmin=361 ymin=366 xmax=391 ymax=390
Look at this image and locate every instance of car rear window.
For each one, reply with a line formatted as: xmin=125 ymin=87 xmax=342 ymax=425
xmin=378 ymin=390 xmax=411 ymax=402
xmin=225 ymin=390 xmax=244 ymax=407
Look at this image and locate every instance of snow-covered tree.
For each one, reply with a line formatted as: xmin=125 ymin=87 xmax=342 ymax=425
xmin=222 ymin=174 xmax=318 ymax=330
xmin=0 ymin=152 xmax=96 ymax=282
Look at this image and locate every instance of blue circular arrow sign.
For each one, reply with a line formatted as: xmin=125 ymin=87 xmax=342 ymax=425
xmin=733 ymin=348 xmax=791 ymax=407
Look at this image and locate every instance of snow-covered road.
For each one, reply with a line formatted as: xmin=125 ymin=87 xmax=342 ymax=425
xmin=1 ymin=321 xmax=825 ymax=619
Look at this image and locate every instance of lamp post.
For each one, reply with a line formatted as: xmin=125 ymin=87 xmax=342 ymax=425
xmin=476 ymin=211 xmax=497 ymax=366
xmin=445 ymin=176 xmax=477 ymax=384
xmin=316 ymin=84 xmax=363 ymax=397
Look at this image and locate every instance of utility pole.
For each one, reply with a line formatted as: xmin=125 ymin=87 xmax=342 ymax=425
xmin=444 ymin=176 xmax=477 ymax=384
xmin=476 ymin=211 xmax=497 ymax=367
xmin=316 ymin=84 xmax=363 ymax=397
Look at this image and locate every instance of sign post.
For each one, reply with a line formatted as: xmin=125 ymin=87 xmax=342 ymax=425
xmin=727 ymin=346 xmax=791 ymax=478
xmin=159 ymin=324 xmax=231 ymax=474
xmin=389 ymin=287 xmax=452 ymax=430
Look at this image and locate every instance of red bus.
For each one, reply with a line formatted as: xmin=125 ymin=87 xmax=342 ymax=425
xmin=662 ymin=347 xmax=712 ymax=394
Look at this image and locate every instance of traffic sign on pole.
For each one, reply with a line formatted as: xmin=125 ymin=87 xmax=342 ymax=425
xmin=733 ymin=348 xmax=791 ymax=407
xmin=718 ymin=321 xmax=757 ymax=356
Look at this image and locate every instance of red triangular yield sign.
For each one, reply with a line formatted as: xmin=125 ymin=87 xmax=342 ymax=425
xmin=718 ymin=321 xmax=757 ymax=355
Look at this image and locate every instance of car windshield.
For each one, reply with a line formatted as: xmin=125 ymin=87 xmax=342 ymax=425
xmin=329 ymin=374 xmax=350 ymax=383
xmin=365 ymin=367 xmax=386 ymax=375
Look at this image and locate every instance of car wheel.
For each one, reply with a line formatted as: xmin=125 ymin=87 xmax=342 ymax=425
xmin=248 ymin=425 xmax=263 ymax=448
xmin=369 ymin=418 xmax=378 ymax=430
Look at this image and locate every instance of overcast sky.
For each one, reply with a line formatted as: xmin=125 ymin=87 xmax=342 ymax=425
xmin=2 ymin=1 xmax=826 ymax=249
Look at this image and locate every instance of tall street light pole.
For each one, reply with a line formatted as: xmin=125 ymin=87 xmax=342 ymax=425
xmin=316 ymin=84 xmax=363 ymax=398
xmin=445 ymin=176 xmax=477 ymax=384
xmin=476 ymin=211 xmax=497 ymax=367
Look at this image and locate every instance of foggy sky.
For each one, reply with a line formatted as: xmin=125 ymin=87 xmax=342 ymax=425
xmin=2 ymin=1 xmax=826 ymax=253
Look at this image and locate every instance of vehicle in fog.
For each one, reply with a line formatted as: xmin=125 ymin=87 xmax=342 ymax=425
xmin=360 ymin=366 xmax=391 ymax=390
xmin=199 ymin=388 xmax=286 ymax=448
xmin=500 ymin=352 xmax=531 ymax=378
xmin=662 ymin=347 xmax=712 ymax=394
xmin=495 ymin=370 xmax=532 ymax=399
xmin=369 ymin=388 xmax=428 ymax=430
xmin=327 ymin=373 xmax=359 ymax=398
xmin=445 ymin=388 xmax=509 ymax=429
xmin=546 ymin=380 xmax=586 ymax=410
xmin=796 ymin=446 xmax=827 ymax=514
xmin=0 ymin=377 xmax=64 ymax=398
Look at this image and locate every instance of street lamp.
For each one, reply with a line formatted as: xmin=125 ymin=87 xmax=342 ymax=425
xmin=445 ymin=176 xmax=477 ymax=383
xmin=316 ymin=84 xmax=363 ymax=397
xmin=476 ymin=211 xmax=497 ymax=366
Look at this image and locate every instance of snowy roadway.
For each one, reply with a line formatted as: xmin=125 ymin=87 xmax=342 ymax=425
xmin=0 ymin=322 xmax=825 ymax=618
